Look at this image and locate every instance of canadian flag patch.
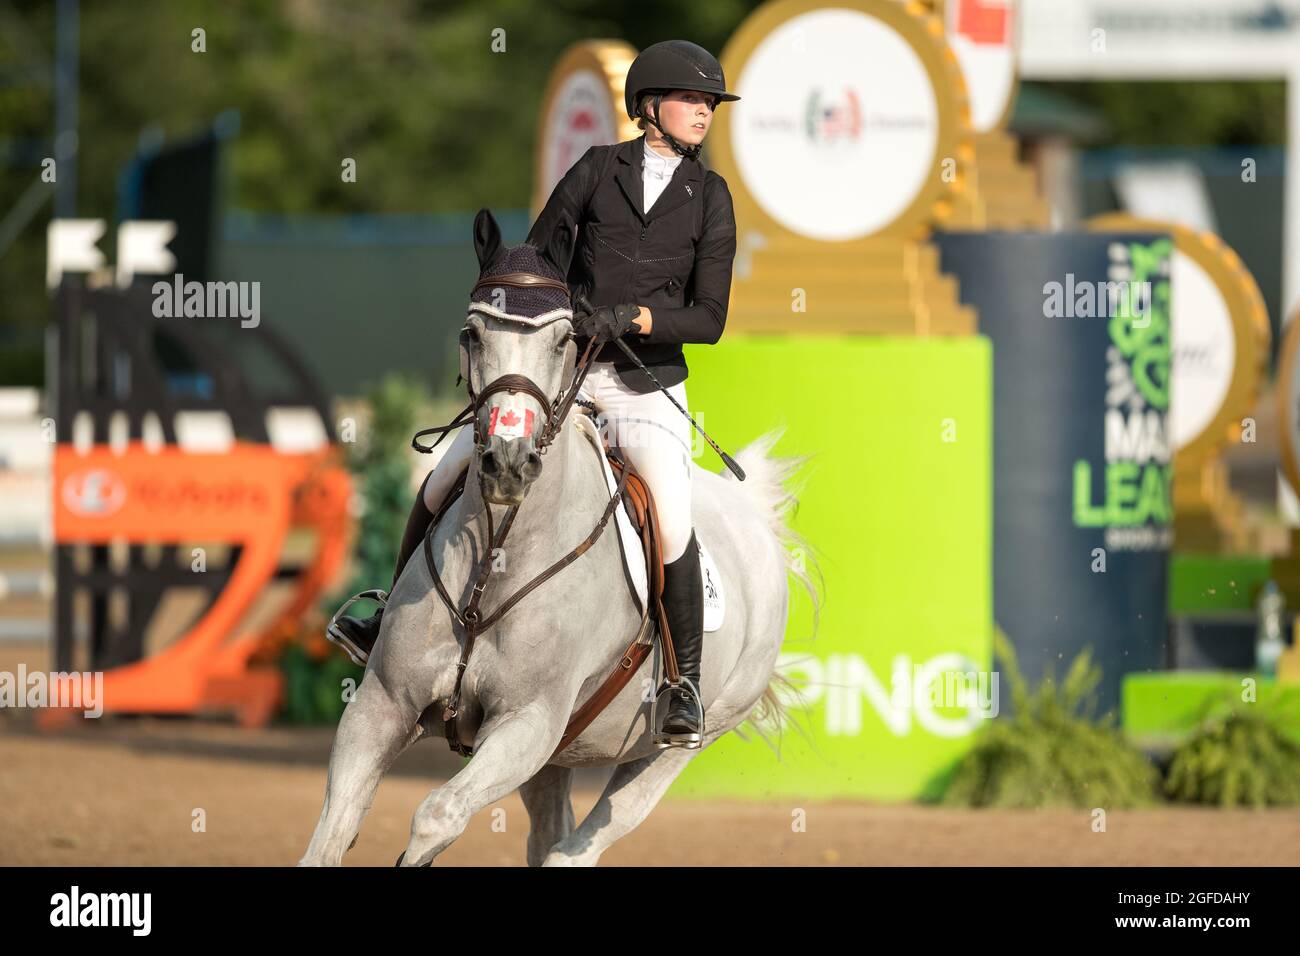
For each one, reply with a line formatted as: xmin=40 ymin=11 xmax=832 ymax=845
xmin=488 ymin=405 xmax=535 ymax=440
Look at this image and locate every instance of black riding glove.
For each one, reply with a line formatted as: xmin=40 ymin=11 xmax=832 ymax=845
xmin=574 ymin=303 xmax=641 ymax=343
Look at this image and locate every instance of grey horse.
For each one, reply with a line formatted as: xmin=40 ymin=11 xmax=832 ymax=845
xmin=299 ymin=211 xmax=819 ymax=867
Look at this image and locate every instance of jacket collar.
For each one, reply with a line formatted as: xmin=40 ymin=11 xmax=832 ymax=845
xmin=614 ymin=133 xmax=703 ymax=225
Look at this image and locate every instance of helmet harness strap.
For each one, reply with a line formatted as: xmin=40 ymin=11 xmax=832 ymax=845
xmin=643 ymin=92 xmax=704 ymax=162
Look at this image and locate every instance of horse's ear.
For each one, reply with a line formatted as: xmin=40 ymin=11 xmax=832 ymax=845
xmin=538 ymin=213 xmax=575 ymax=276
xmin=473 ymin=208 xmax=503 ymax=271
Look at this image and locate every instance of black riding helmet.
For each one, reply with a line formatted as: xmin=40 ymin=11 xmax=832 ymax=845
xmin=623 ymin=40 xmax=740 ymax=160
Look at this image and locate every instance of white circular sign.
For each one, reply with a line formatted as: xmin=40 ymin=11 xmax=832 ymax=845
xmin=945 ymin=0 xmax=1017 ymax=133
xmin=1169 ymin=249 xmax=1235 ymax=452
xmin=731 ymin=8 xmax=940 ymax=240
xmin=539 ymin=70 xmax=621 ymax=205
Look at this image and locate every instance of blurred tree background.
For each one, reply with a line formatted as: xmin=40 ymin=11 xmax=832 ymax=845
xmin=0 ymin=0 xmax=1290 ymax=387
xmin=1056 ymin=80 xmax=1287 ymax=147
xmin=0 ymin=0 xmax=755 ymax=384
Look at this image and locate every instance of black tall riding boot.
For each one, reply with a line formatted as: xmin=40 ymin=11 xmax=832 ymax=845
xmin=328 ymin=475 xmax=436 ymax=665
xmin=658 ymin=529 xmax=705 ymax=747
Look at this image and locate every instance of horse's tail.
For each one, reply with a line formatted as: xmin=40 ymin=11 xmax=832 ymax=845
xmin=721 ymin=427 xmax=823 ymax=755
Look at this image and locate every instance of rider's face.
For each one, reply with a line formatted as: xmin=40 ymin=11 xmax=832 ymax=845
xmin=650 ymin=90 xmax=715 ymax=147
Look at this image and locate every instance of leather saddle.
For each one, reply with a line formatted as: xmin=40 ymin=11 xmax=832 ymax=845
xmin=605 ymin=451 xmax=668 ymax=616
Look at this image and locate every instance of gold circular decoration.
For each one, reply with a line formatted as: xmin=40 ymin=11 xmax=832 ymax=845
xmin=1087 ymin=213 xmax=1271 ymax=468
xmin=940 ymin=0 xmax=1020 ymax=133
xmin=1276 ymin=307 xmax=1300 ymax=498
xmin=531 ymin=40 xmax=640 ymax=219
xmin=708 ymin=0 xmax=971 ymax=244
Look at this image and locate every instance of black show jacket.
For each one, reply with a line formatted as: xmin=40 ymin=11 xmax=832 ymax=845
xmin=525 ymin=133 xmax=737 ymax=393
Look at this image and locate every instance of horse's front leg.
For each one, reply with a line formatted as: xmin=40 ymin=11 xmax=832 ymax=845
xmin=518 ymin=763 xmax=576 ymax=867
xmin=298 ymin=672 xmax=423 ymax=866
xmin=399 ymin=702 xmax=564 ymax=866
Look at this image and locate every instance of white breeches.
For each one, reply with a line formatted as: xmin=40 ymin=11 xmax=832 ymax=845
xmin=422 ymin=361 xmax=695 ymax=563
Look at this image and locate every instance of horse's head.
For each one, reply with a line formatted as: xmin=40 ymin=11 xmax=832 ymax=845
xmin=460 ymin=208 xmax=578 ymax=506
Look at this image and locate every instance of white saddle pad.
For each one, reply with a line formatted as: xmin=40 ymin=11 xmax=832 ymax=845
xmin=572 ymin=414 xmax=724 ymax=631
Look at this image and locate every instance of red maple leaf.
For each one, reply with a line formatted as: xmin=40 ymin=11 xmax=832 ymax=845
xmin=500 ymin=409 xmax=520 ymax=427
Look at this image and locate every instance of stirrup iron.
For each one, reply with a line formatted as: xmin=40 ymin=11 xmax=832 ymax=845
xmin=325 ymin=589 xmax=388 ymax=666
xmin=651 ymin=676 xmax=704 ymax=750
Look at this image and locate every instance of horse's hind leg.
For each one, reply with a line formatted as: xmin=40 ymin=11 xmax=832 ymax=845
xmin=518 ymin=763 xmax=576 ymax=867
xmin=542 ymin=748 xmax=700 ymax=867
xmin=298 ymin=673 xmax=422 ymax=866
xmin=400 ymin=705 xmax=562 ymax=866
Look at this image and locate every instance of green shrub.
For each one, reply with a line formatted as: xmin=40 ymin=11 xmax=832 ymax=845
xmin=941 ymin=629 xmax=1160 ymax=808
xmin=1165 ymin=690 xmax=1300 ymax=807
xmin=343 ymin=374 xmax=432 ymax=593
xmin=279 ymin=642 xmax=362 ymax=725
xmin=276 ymin=372 xmax=430 ymax=724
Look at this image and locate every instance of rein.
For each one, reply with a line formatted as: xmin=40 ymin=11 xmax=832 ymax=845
xmin=411 ymin=273 xmax=631 ymax=758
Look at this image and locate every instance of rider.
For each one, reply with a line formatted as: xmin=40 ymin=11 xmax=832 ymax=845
xmin=329 ymin=39 xmax=739 ymax=747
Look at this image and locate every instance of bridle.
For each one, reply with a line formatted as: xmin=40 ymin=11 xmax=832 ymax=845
xmin=410 ymin=270 xmax=632 ymax=758
xmin=412 ymin=272 xmax=597 ymax=458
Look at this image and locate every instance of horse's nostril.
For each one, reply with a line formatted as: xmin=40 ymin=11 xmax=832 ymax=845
xmin=481 ymin=450 xmax=499 ymax=476
xmin=522 ymin=451 xmax=543 ymax=480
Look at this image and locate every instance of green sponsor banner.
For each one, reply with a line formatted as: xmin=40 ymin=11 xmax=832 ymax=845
xmin=1168 ymin=554 xmax=1272 ymax=614
xmin=1123 ymin=672 xmax=1300 ymax=750
xmin=670 ymin=335 xmax=993 ymax=801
